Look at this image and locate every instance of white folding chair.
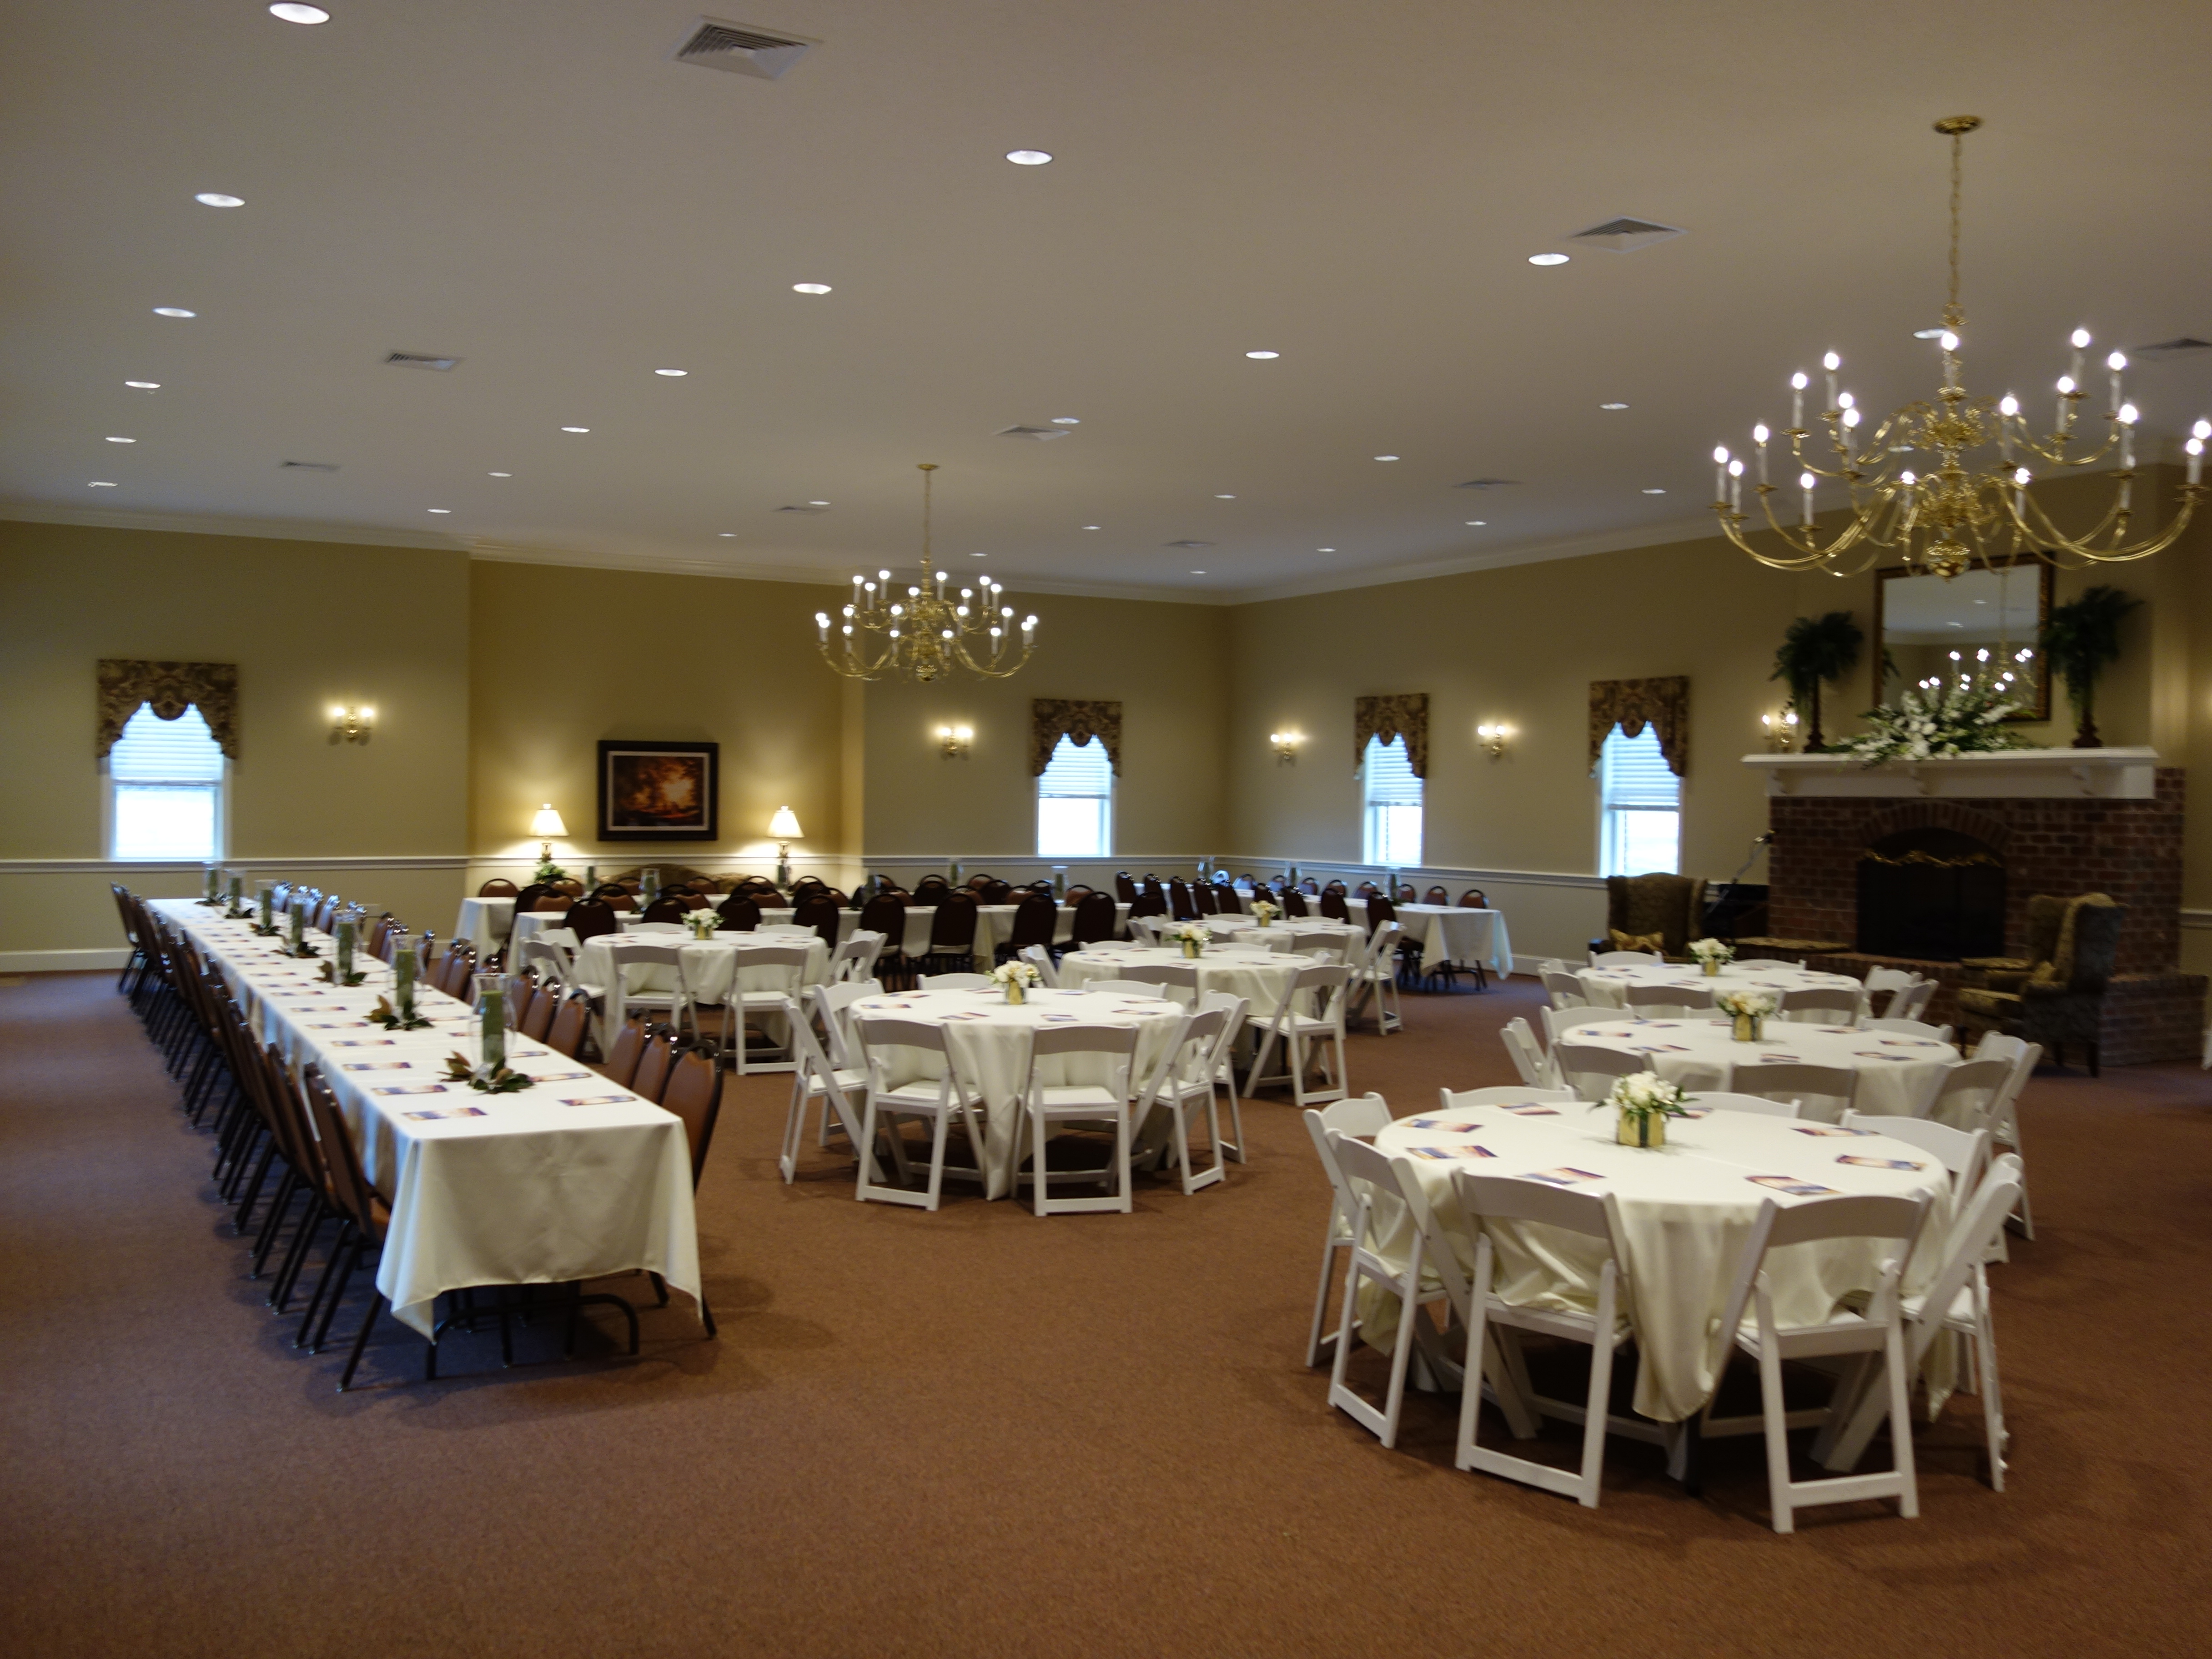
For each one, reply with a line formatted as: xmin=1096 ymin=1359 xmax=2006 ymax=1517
xmin=1777 ymin=985 xmax=1863 ymax=1026
xmin=1114 ymin=960 xmax=1201 ymax=1006
xmin=852 ymin=1017 xmax=986 ymax=1212
xmin=609 ymin=941 xmax=692 ymax=1036
xmin=779 ymin=1013 xmax=867 ymax=1183
xmin=1919 ymin=1057 xmax=2013 ymax=1130
xmin=1539 ymin=1004 xmax=1617 ymax=1049
xmin=1453 ymin=1171 xmax=1664 ymax=1507
xmin=832 ymin=930 xmax=885 ymax=983
xmin=1243 ymin=963 xmax=1350 ymax=1108
xmin=1699 ymin=1192 xmax=1932 ymax=1533
xmin=1345 ymin=921 xmax=1404 ymax=1034
xmin=809 ymin=979 xmax=881 ymax=1146
xmin=1867 ymin=1017 xmax=1955 ymax=1043
xmin=1887 ymin=980 xmax=1936 ymax=1022
xmin=1972 ymin=1034 xmax=2041 ymax=1238
xmin=1693 ymin=1091 xmax=1802 ymax=1118
xmin=1288 ymin=928 xmax=1351 ymax=965
xmin=1541 ymin=970 xmax=1590 ymax=1010
xmin=917 ymin=971 xmax=994 ymax=990
xmin=727 ymin=943 xmax=810 ymax=1075
xmin=1083 ymin=979 xmax=1168 ymax=998
xmin=1196 ymin=990 xmax=1249 ymax=1161
xmin=1016 ymin=1023 xmax=1140 ymax=1216
xmin=1552 ymin=1043 xmax=1649 ymax=1104
xmin=1301 ymin=1093 xmax=1394 ymax=1367
xmin=1624 ymin=981 xmax=1714 ymax=1018
xmin=1730 ymin=1061 xmax=1855 ymax=1122
xmin=1589 ymin=950 xmax=1662 ymax=967
xmin=1436 ymin=1084 xmax=1579 ymax=1110
xmin=1136 ymin=1005 xmax=1237 ymax=1194
xmin=1863 ymin=965 xmax=1920 ymax=1013
xmin=1843 ymin=1111 xmax=1991 ymax=1199
xmin=1500 ymin=1017 xmax=1553 ymax=1089
xmin=1018 ymin=943 xmax=1058 ymax=987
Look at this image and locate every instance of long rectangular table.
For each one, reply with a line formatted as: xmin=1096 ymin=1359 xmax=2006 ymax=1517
xmin=152 ymin=900 xmax=701 ymax=1339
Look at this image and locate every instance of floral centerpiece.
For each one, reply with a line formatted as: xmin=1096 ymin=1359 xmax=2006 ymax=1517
xmin=1599 ymin=1070 xmax=1695 ymax=1149
xmin=1838 ymin=677 xmax=2031 ymax=765
xmin=990 ymin=960 xmax=1040 ymax=1004
xmin=686 ymin=907 xmax=721 ymax=940
xmin=1250 ymin=899 xmax=1280 ymax=928
xmin=1165 ymin=921 xmax=1210 ymax=959
xmin=1715 ymin=988 xmax=1777 ymax=1042
xmin=1688 ymin=936 xmax=1734 ymax=977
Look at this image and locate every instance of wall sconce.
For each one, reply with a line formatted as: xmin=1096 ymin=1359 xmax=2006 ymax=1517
xmin=769 ymin=805 xmax=803 ymax=886
xmin=935 ymin=724 xmax=973 ymax=757
xmin=1268 ymin=729 xmax=1304 ymax=762
xmin=329 ymin=704 xmax=374 ymax=744
xmin=1476 ymin=722 xmax=1514 ymax=758
xmin=529 ymin=804 xmax=566 ymax=871
xmin=1761 ymin=709 xmax=1800 ymax=752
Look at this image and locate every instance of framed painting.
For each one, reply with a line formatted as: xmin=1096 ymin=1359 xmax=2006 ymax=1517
xmin=596 ymin=740 xmax=719 ymax=842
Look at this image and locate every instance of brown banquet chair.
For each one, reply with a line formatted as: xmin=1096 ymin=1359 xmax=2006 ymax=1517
xmin=478 ymin=879 xmax=519 ymax=898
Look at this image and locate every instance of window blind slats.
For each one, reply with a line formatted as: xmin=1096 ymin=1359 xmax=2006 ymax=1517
xmin=109 ymin=703 xmax=225 ymax=781
xmin=1599 ymin=725 xmax=1678 ymax=809
xmin=1362 ymin=735 xmax=1422 ymax=804
xmin=1037 ymin=734 xmax=1113 ymax=795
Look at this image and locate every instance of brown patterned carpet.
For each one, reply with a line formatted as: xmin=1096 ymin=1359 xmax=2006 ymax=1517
xmin=3 ymin=966 xmax=2209 ymax=1658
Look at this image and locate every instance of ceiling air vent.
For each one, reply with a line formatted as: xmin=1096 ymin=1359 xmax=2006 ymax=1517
xmin=279 ymin=460 xmax=339 ymax=472
xmin=2132 ymin=337 xmax=2212 ymax=361
xmin=1164 ymin=540 xmax=1216 ymax=549
xmin=673 ymin=18 xmax=816 ymax=79
xmin=1568 ymin=216 xmax=1685 ymax=254
xmin=1454 ymin=478 xmax=1520 ymax=490
xmin=995 ymin=424 xmax=1069 ymax=441
xmin=385 ymin=351 xmax=460 ymax=371
xmin=774 ymin=504 xmax=829 ymax=514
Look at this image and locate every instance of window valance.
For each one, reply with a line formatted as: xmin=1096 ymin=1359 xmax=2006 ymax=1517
xmin=1354 ymin=694 xmax=1428 ymax=779
xmin=1589 ymin=676 xmax=1688 ymax=777
xmin=97 ymin=659 xmax=240 ymax=760
xmin=1030 ymin=699 xmax=1122 ymax=776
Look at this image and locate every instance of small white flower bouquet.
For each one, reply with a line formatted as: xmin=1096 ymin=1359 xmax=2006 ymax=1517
xmin=1715 ymin=988 xmax=1777 ymax=1041
xmin=1688 ymin=937 xmax=1734 ymax=974
xmin=1601 ymin=1069 xmax=1694 ymax=1148
xmin=1250 ymin=899 xmax=1280 ymax=927
xmin=1165 ymin=921 xmax=1210 ymax=956
xmin=991 ymin=959 xmax=1041 ymax=1002
xmin=686 ymin=908 xmax=721 ymax=939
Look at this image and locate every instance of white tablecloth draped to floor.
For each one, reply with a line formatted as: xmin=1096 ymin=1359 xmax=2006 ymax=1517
xmin=1368 ymin=1099 xmax=1953 ymax=1421
xmin=151 ymin=900 xmax=700 ymax=1339
xmin=1576 ymin=960 xmax=1867 ymax=1014
xmin=1057 ymin=944 xmax=1307 ymax=1017
xmin=1557 ymin=1017 xmax=1957 ymax=1121
xmin=570 ymin=932 xmax=832 ymax=1043
xmin=498 ymin=901 xmax=1132 ymax=966
xmin=1358 ymin=905 xmax=1510 ymax=975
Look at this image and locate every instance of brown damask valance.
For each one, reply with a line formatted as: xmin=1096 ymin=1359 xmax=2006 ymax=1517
xmin=97 ymin=659 xmax=240 ymax=760
xmin=1589 ymin=676 xmax=1688 ymax=776
xmin=1030 ymin=699 xmax=1122 ymax=775
xmin=1354 ymin=693 xmax=1428 ymax=778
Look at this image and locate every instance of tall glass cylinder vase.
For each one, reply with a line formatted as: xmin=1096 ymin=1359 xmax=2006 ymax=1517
xmin=257 ymin=883 xmax=276 ymax=931
xmin=289 ymin=897 xmax=307 ymax=953
xmin=335 ymin=910 xmax=357 ymax=980
xmin=201 ymin=863 xmax=220 ymax=903
xmin=392 ymin=935 xmax=417 ymax=1021
xmin=228 ymin=873 xmax=246 ymax=915
xmin=474 ymin=971 xmax=506 ymax=1075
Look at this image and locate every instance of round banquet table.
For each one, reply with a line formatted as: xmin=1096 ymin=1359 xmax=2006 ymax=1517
xmin=1576 ymin=960 xmax=1866 ymax=1014
xmin=849 ymin=986 xmax=1188 ymax=1200
xmin=1229 ymin=919 xmax=1365 ymax=958
xmin=1057 ymin=943 xmax=1307 ymax=1016
xmin=1368 ymin=1098 xmax=1955 ymax=1422
xmin=1557 ymin=1016 xmax=1957 ymax=1121
xmin=574 ymin=931 xmax=831 ymax=1048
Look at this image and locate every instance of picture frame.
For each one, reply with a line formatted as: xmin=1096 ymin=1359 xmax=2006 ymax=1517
xmin=595 ymin=740 xmax=719 ymax=842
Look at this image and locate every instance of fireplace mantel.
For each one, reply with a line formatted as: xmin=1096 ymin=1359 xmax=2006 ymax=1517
xmin=1742 ymin=747 xmax=2160 ymax=800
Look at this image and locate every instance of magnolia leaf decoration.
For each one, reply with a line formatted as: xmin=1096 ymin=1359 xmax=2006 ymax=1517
xmin=318 ymin=960 xmax=367 ymax=987
xmin=443 ymin=1052 xmax=535 ymax=1094
xmin=367 ymin=995 xmax=432 ymax=1032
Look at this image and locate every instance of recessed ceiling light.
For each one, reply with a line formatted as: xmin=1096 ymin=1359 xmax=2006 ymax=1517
xmin=970 ymin=551 xmax=988 ymax=558
xmin=1599 ymin=402 xmax=1629 ymax=410
xmin=1913 ymin=327 xmax=1946 ymax=339
xmin=1465 ymin=520 xmax=1486 ymax=526
xmin=1006 ymin=150 xmax=1053 ymax=166
xmin=1051 ymin=417 xmax=1080 ymax=425
xmin=269 ymin=3 xmax=331 ymax=21
xmin=560 ymin=426 xmax=589 ymax=433
xmin=89 ymin=480 xmax=118 ymax=488
xmin=792 ymin=282 xmax=832 ymax=295
xmin=1528 ymin=253 xmax=1570 ymax=266
xmin=1374 ymin=455 xmax=1399 ymax=462
xmin=1317 ymin=546 xmax=1336 ymax=552
xmin=1641 ymin=487 xmax=1667 ymax=494
xmin=427 ymin=508 xmax=451 ymax=514
xmin=124 ymin=380 xmax=159 ymax=390
xmin=1245 ymin=350 xmax=1280 ymax=360
xmin=1081 ymin=525 xmax=1101 ymax=530
xmin=808 ymin=500 xmax=830 ymax=507
xmin=718 ymin=532 xmax=737 ymax=538
xmin=194 ymin=192 xmax=245 ymax=208
xmin=488 ymin=471 xmax=512 ymax=478
xmin=1190 ymin=570 xmax=1206 ymax=575
xmin=654 ymin=368 xmax=688 ymax=377
xmin=105 ymin=436 xmax=136 ymax=443
xmin=152 ymin=307 xmax=196 ymax=318
xmin=1214 ymin=493 xmax=1236 ymax=499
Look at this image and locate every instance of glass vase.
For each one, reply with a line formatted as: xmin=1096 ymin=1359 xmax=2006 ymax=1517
xmin=474 ymin=971 xmax=506 ymax=1075
xmin=1703 ymin=959 xmax=1720 ymax=977
xmin=392 ymin=936 xmax=417 ymax=1021
xmin=1617 ymin=1108 xmax=1666 ymax=1148
xmin=335 ymin=912 xmax=356 ymax=980
xmin=1004 ymin=981 xmax=1026 ymax=1005
xmin=1181 ymin=940 xmax=1202 ymax=960
xmin=1731 ymin=1012 xmax=1766 ymax=1042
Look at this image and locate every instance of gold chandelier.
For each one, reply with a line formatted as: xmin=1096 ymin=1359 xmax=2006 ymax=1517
xmin=815 ymin=464 xmax=1037 ymax=682
xmin=1713 ymin=116 xmax=2208 ymax=580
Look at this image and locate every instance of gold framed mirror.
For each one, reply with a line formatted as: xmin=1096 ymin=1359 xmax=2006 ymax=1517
xmin=1871 ymin=562 xmax=2052 ymax=722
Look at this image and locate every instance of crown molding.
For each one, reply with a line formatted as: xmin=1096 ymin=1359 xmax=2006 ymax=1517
xmin=0 ymin=501 xmax=469 ymax=551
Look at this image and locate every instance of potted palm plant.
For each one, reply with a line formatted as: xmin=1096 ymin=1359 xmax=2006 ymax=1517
xmin=1770 ymin=611 xmax=1864 ymax=752
xmin=2038 ymin=585 xmax=2141 ymax=749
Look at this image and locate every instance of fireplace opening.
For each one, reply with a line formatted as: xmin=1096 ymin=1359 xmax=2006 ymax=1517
xmin=1855 ymin=826 xmax=2006 ymax=960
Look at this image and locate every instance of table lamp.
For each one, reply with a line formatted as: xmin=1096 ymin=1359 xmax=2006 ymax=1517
xmin=769 ymin=805 xmax=802 ymax=888
xmin=530 ymin=804 xmax=567 ymax=879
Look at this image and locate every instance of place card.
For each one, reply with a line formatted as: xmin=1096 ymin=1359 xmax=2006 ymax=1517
xmin=329 ymin=1039 xmax=397 ymax=1048
xmin=559 ymin=1095 xmax=633 ymax=1106
xmin=1404 ymin=1118 xmax=1481 ymax=1132
xmin=525 ymin=1070 xmax=593 ymax=1082
xmin=342 ymin=1061 xmax=414 ymax=1072
xmin=1406 ymin=1144 xmax=1496 ymax=1161
xmin=1522 ymin=1166 xmax=1604 ymax=1187
xmin=1755 ymin=1053 xmax=1803 ymax=1063
xmin=1853 ymin=1051 xmax=1910 ymax=1061
xmin=373 ymin=1083 xmax=448 ymax=1096
xmin=1497 ymin=1104 xmax=1562 ymax=1116
xmin=404 ymin=1106 xmax=488 ymax=1121
xmin=1747 ymin=1175 xmax=1840 ymax=1196
xmin=1792 ymin=1125 xmax=1876 ymax=1137
xmin=1836 ymin=1154 xmax=1925 ymax=1171
xmin=307 ymin=1021 xmax=371 ymax=1029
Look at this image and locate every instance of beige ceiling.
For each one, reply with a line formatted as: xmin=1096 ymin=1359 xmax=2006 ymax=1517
xmin=6 ymin=0 xmax=2212 ymax=602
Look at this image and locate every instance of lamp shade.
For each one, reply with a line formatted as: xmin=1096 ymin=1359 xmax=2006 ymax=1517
xmin=769 ymin=806 xmax=803 ymax=840
xmin=530 ymin=804 xmax=567 ymax=838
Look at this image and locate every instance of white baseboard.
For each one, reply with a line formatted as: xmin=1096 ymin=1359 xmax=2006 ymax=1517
xmin=0 ymin=947 xmax=133 ymax=973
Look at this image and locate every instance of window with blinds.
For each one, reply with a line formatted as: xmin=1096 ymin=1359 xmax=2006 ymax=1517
xmin=1361 ymin=734 xmax=1423 ymax=866
xmin=1598 ymin=722 xmax=1679 ymax=876
xmin=108 ymin=702 xmax=225 ymax=860
xmin=1036 ymin=734 xmax=1113 ymax=857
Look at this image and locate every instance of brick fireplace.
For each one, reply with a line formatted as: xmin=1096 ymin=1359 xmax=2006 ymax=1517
xmin=1747 ymin=754 xmax=2203 ymax=1065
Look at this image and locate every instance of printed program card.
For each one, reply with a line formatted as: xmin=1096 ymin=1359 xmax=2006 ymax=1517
xmin=1747 ymin=1175 xmax=1841 ymax=1196
xmin=372 ymin=1083 xmax=448 ymax=1097
xmin=1854 ymin=1051 xmax=1910 ymax=1061
xmin=1522 ymin=1166 xmax=1604 ymax=1187
xmin=1406 ymin=1145 xmax=1497 ymax=1161
xmin=307 ymin=1021 xmax=371 ymax=1029
xmin=526 ymin=1070 xmax=593 ymax=1082
xmin=403 ymin=1106 xmax=488 ymax=1121
xmin=1836 ymin=1154 xmax=1925 ymax=1171
xmin=329 ymin=1039 xmax=397 ymax=1049
xmin=1792 ymin=1125 xmax=1877 ymax=1137
xmin=341 ymin=1061 xmax=413 ymax=1072
xmin=1497 ymin=1104 xmax=1562 ymax=1116
xmin=1404 ymin=1118 xmax=1482 ymax=1133
xmin=560 ymin=1095 xmax=633 ymax=1107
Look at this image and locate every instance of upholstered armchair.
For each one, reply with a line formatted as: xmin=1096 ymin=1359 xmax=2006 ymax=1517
xmin=1957 ymin=893 xmax=2127 ymax=1076
xmin=1960 ymin=894 xmax=2068 ymax=992
xmin=1589 ymin=873 xmax=1708 ymax=961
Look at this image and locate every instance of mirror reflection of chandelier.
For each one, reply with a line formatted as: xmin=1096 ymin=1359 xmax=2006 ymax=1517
xmin=815 ymin=464 xmax=1037 ymax=681
xmin=1713 ymin=116 xmax=2209 ymax=580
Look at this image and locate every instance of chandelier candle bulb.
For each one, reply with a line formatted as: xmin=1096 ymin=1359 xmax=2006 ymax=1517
xmin=2071 ymin=328 xmax=2090 ymax=386
xmin=1728 ymin=457 xmax=1744 ymax=511
xmin=1824 ymin=352 xmax=1841 ymax=412
xmin=1713 ymin=445 xmax=1729 ymax=501
xmin=2056 ymin=376 xmax=2076 ymax=432
xmin=2108 ymin=352 xmax=2127 ymax=415
xmin=1752 ymin=423 xmax=1770 ymax=483
xmin=2190 ymin=437 xmax=2205 ymax=487
xmin=1791 ymin=371 xmax=1808 ymax=430
xmin=1800 ymin=472 xmax=1815 ymax=527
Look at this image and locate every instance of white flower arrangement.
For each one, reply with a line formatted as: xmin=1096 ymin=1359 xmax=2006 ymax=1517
xmin=686 ymin=908 xmax=721 ymax=939
xmin=991 ymin=960 xmax=1041 ymax=987
xmin=1165 ymin=921 xmax=1211 ymax=947
xmin=1602 ymin=1070 xmax=1694 ymax=1120
xmin=1839 ymin=677 xmax=2032 ymax=765
xmin=1250 ymin=899 xmax=1280 ymax=925
xmin=1688 ymin=937 xmax=1734 ymax=966
xmin=1714 ymin=989 xmax=1777 ymax=1019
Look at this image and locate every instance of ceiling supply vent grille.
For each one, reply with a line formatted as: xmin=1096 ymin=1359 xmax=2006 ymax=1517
xmin=2132 ymin=337 xmax=2212 ymax=361
xmin=673 ymin=18 xmax=816 ymax=79
xmin=279 ymin=460 xmax=339 ymax=472
xmin=384 ymin=351 xmax=460 ymax=371
xmin=1164 ymin=539 xmax=1216 ymax=549
xmin=1454 ymin=478 xmax=1520 ymax=490
xmin=773 ymin=504 xmax=829 ymax=514
xmin=1567 ymin=216 xmax=1685 ymax=254
xmin=995 ymin=424 xmax=1069 ymax=441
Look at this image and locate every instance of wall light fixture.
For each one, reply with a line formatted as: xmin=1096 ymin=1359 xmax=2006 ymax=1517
xmin=1761 ymin=709 xmax=1801 ymax=752
xmin=1268 ymin=729 xmax=1304 ymax=761
xmin=936 ymin=724 xmax=974 ymax=757
xmin=1476 ymin=721 xmax=1514 ymax=758
xmin=330 ymin=704 xmax=374 ymax=744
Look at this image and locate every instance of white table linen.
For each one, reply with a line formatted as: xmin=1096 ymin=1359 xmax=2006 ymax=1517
xmin=849 ymin=986 xmax=1186 ymax=1200
xmin=1058 ymin=944 xmax=1307 ymax=1017
xmin=1357 ymin=905 xmax=1510 ymax=975
xmin=1576 ymin=960 xmax=1866 ymax=1014
xmin=1558 ymin=1016 xmax=1957 ymax=1121
xmin=454 ymin=895 xmax=517 ymax=949
xmin=150 ymin=900 xmax=700 ymax=1340
xmin=1370 ymin=1099 xmax=1953 ymax=1421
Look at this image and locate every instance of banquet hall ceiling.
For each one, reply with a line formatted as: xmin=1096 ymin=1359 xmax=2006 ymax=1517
xmin=5 ymin=0 xmax=2212 ymax=601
